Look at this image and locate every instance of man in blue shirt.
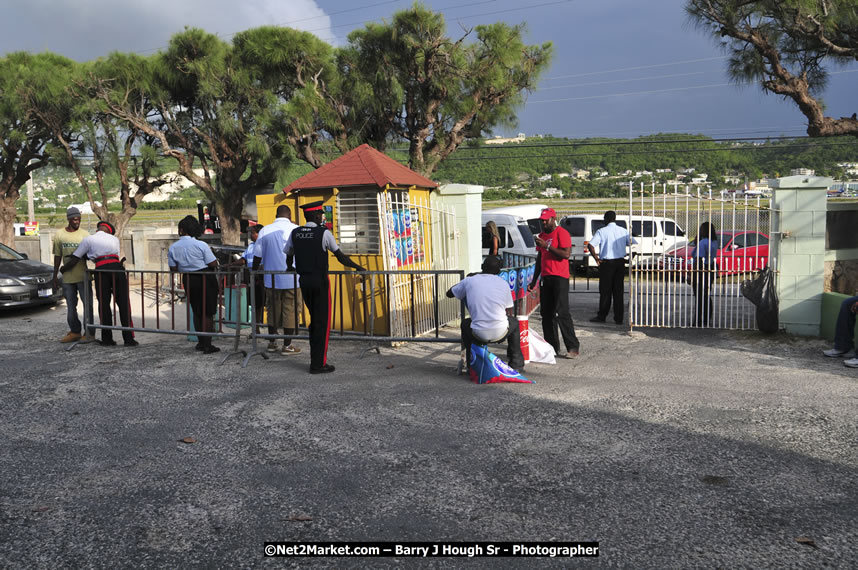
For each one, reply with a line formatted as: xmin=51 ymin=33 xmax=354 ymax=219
xmin=168 ymin=216 xmax=221 ymax=354
xmin=588 ymin=211 xmax=636 ymax=324
xmin=253 ymin=205 xmax=302 ymax=355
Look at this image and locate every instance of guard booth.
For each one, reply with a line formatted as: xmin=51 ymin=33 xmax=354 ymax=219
xmin=256 ymin=144 xmax=461 ymax=337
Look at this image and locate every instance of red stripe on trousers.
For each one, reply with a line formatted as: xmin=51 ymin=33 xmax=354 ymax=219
xmin=323 ymin=276 xmax=331 ymax=365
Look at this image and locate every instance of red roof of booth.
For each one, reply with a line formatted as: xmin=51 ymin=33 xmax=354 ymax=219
xmin=282 ymin=144 xmax=438 ymax=194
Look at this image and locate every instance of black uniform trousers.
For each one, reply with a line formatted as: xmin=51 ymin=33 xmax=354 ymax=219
xmin=301 ymin=276 xmax=331 ymax=370
xmin=597 ymin=258 xmax=626 ymax=323
xmin=184 ymin=270 xmax=219 ymax=348
xmin=539 ymin=275 xmax=580 ymax=354
xmin=461 ymin=315 xmax=525 ymax=371
xmin=94 ymin=262 xmax=134 ymax=343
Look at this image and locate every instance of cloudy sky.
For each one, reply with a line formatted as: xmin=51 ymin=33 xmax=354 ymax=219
xmin=2 ymin=0 xmax=856 ymax=140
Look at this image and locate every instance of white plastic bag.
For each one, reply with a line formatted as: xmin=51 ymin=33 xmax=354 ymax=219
xmin=527 ymin=329 xmax=556 ymax=364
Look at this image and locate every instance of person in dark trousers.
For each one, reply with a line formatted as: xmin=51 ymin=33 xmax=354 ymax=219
xmin=527 ymin=207 xmax=580 ymax=358
xmin=823 ymin=295 xmax=858 ymax=367
xmin=691 ymin=222 xmax=719 ymax=327
xmin=446 ymin=255 xmax=525 ymax=372
xmin=284 ymin=201 xmax=365 ymax=374
xmin=588 ymin=210 xmax=636 ymax=324
xmin=61 ymin=220 xmax=137 ymax=347
xmin=232 ymin=224 xmax=264 ymax=336
xmin=169 ymin=216 xmax=221 ymax=354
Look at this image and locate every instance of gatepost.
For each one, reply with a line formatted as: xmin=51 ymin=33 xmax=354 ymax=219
xmin=770 ymin=175 xmax=832 ymax=336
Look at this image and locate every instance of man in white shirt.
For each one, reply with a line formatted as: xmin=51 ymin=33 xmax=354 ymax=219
xmin=253 ymin=205 xmax=301 ymax=355
xmin=447 ymin=255 xmax=525 ymax=371
xmin=587 ymin=210 xmax=637 ymax=325
xmin=61 ymin=220 xmax=137 ymax=347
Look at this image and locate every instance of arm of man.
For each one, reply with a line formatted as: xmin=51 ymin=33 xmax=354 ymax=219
xmin=53 ymin=255 xmax=62 ymax=289
xmin=547 ymin=230 xmax=572 ymax=259
xmin=325 ymin=230 xmax=365 ymax=272
xmin=333 ymin=249 xmax=365 ymax=272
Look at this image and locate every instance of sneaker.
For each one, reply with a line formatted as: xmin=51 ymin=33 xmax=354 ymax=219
xmin=61 ymin=331 xmax=82 ymax=343
xmin=266 ymin=341 xmax=278 ymax=353
xmin=281 ymin=344 xmax=301 ymax=355
xmin=844 ymin=358 xmax=858 ymax=368
xmin=823 ymin=348 xmax=854 ymax=358
xmin=79 ymin=335 xmax=97 ymax=344
xmin=310 ymin=364 xmax=336 ymax=374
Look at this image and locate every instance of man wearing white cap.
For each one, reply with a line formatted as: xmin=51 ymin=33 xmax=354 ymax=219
xmin=52 ymin=206 xmax=95 ymax=343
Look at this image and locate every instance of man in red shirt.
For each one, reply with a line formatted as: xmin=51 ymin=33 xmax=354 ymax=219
xmin=527 ymin=207 xmax=580 ymax=358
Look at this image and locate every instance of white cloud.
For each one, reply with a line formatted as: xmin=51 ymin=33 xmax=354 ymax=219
xmin=0 ymin=0 xmax=334 ymax=60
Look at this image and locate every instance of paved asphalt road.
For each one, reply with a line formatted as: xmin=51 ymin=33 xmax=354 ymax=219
xmin=1 ymin=295 xmax=856 ymax=568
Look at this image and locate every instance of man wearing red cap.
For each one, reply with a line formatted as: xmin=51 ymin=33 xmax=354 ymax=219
xmin=62 ymin=220 xmax=137 ymax=347
xmin=527 ymin=207 xmax=580 ymax=358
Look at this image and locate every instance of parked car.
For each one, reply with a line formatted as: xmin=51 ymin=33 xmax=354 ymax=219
xmin=0 ymin=242 xmax=63 ymax=309
xmin=660 ymin=231 xmax=769 ymax=277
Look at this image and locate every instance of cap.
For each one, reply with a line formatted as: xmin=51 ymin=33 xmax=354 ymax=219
xmin=539 ymin=207 xmax=557 ymax=221
xmin=300 ymin=200 xmax=324 ymax=212
xmin=97 ymin=220 xmax=116 ymax=235
xmin=66 ymin=206 xmax=81 ymax=219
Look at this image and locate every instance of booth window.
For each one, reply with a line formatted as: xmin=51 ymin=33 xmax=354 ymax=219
xmin=337 ymin=191 xmax=381 ymax=254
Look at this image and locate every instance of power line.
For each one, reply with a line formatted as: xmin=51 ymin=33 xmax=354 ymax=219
xmin=537 ymin=71 xmax=708 ymax=91
xmin=382 ymin=135 xmax=832 ymax=153
xmin=542 ymin=56 xmax=729 ymax=81
xmin=438 ymin=141 xmax=858 ymax=161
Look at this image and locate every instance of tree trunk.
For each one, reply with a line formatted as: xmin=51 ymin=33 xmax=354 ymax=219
xmin=218 ymin=195 xmax=243 ymax=246
xmin=0 ymin=194 xmax=18 ymax=248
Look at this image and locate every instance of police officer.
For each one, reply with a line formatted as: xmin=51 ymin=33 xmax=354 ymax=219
xmin=61 ymin=220 xmax=137 ymax=347
xmin=284 ymin=201 xmax=365 ymax=374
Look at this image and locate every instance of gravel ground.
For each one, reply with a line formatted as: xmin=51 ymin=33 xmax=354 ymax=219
xmin=1 ymin=297 xmax=856 ymax=569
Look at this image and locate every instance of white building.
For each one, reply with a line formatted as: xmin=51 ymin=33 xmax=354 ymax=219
xmin=790 ymin=168 xmax=815 ymax=176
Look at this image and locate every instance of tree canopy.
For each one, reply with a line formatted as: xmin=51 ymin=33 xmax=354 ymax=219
xmin=687 ymin=0 xmax=858 ymax=137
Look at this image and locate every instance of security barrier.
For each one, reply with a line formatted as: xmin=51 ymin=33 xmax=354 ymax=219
xmin=70 ymin=266 xmax=468 ymax=368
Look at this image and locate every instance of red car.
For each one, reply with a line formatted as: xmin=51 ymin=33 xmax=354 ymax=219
xmin=660 ymin=230 xmax=770 ymax=276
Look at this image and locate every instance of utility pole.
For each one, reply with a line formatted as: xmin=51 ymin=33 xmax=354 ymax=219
xmin=26 ymin=172 xmax=35 ymax=223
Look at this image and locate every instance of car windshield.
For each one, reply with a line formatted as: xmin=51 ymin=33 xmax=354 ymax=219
xmin=0 ymin=243 xmax=24 ymax=261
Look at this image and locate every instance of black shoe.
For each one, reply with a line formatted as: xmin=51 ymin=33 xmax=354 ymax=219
xmin=589 ymin=317 xmax=606 ymax=323
xmin=614 ymin=320 xmax=624 ymax=325
xmin=202 ymin=345 xmax=221 ymax=354
xmin=99 ymin=339 xmax=117 ymax=347
xmin=310 ymin=364 xmax=336 ymax=374
xmin=194 ymin=343 xmax=205 ymax=351
xmin=124 ymin=340 xmax=139 ymax=347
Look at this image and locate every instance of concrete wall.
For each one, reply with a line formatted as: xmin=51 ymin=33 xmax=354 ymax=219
xmin=770 ymin=175 xmax=832 ymax=337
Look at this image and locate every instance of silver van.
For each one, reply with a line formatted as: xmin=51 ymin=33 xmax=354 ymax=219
xmin=481 ymin=212 xmax=537 ymax=258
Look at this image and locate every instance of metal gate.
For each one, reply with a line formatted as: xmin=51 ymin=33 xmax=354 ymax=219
xmin=377 ymin=190 xmax=460 ymax=338
xmin=628 ymin=183 xmax=775 ymax=329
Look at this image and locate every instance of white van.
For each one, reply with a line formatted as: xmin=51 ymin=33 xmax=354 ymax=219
xmin=480 ymin=212 xmax=537 ymax=258
xmin=559 ymin=214 xmax=687 ymax=269
xmin=483 ymin=204 xmax=547 ymax=238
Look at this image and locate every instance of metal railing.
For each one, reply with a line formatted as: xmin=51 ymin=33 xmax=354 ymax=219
xmin=70 ymin=266 xmax=467 ymax=367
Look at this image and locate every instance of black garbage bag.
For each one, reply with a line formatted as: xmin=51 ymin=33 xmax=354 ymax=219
xmin=740 ymin=267 xmax=779 ymax=333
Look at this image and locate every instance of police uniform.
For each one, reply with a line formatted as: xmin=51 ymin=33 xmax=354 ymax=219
xmin=285 ymin=201 xmax=342 ymax=373
xmin=71 ymin=221 xmax=136 ymax=346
